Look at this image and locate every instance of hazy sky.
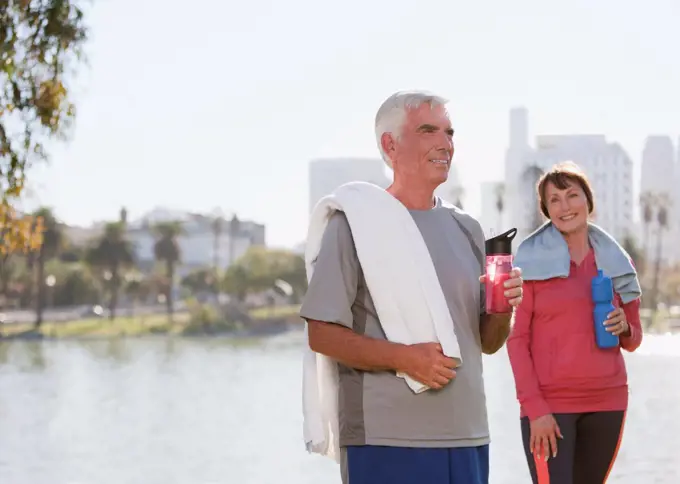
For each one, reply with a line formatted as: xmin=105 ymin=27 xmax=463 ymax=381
xmin=25 ymin=0 xmax=680 ymax=247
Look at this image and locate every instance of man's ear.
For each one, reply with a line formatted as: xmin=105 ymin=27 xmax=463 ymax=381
xmin=380 ymin=132 xmax=395 ymax=161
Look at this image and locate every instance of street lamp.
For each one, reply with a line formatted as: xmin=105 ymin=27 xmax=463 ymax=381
xmin=229 ymin=215 xmax=240 ymax=266
xmin=45 ymin=275 xmax=56 ymax=310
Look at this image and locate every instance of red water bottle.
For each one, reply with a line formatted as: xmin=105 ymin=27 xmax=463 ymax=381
xmin=484 ymin=228 xmax=517 ymax=314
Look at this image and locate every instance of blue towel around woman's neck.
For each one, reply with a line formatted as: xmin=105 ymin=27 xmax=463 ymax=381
xmin=514 ymin=221 xmax=642 ymax=304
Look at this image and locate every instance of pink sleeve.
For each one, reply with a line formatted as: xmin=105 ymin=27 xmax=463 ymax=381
xmin=619 ymin=296 xmax=643 ymax=352
xmin=506 ymin=281 xmax=551 ymax=420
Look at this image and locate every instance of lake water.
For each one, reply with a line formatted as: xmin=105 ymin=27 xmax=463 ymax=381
xmin=0 ymin=330 xmax=678 ymax=484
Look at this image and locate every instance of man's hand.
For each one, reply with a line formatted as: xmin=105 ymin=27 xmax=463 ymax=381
xmin=479 ymin=267 xmax=524 ymax=307
xmin=398 ymin=342 xmax=458 ymax=390
xmin=503 ymin=268 xmax=524 ymax=307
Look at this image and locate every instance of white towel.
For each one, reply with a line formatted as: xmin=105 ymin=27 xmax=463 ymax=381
xmin=302 ymin=181 xmax=462 ymax=462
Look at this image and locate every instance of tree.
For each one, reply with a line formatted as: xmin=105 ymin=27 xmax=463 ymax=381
xmin=223 ymin=247 xmax=307 ymax=302
xmin=0 ymin=206 xmax=43 ymax=307
xmin=494 ymin=183 xmax=505 ymax=233
xmin=31 ymin=207 xmax=64 ymax=328
xmin=50 ymin=260 xmax=100 ymax=306
xmin=639 ymin=191 xmax=655 ymax=273
xmin=153 ymin=221 xmax=182 ymax=320
xmin=1 ymin=1 xmax=88 ymax=251
xmin=181 ymin=268 xmax=215 ymax=296
xmin=451 ymin=187 xmax=464 ymax=209
xmin=85 ymin=222 xmax=135 ymax=320
xmin=621 ymin=235 xmax=643 ymax=272
xmin=649 ymin=194 xmax=670 ymax=317
xmin=659 ymin=264 xmax=680 ymax=307
xmin=0 ymin=204 xmax=44 ymax=256
xmin=228 ymin=215 xmax=240 ymax=266
xmin=124 ymin=273 xmax=150 ymax=318
xmin=211 ymin=215 xmax=222 ymax=299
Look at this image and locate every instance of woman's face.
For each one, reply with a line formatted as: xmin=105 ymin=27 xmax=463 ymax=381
xmin=544 ymin=179 xmax=590 ymax=234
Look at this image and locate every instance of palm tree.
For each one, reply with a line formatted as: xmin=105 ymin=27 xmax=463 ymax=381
xmin=211 ymin=216 xmax=223 ymax=301
xmin=449 ymin=186 xmax=464 ymax=209
xmin=639 ymin=191 xmax=654 ymax=274
xmin=650 ymin=194 xmax=670 ymax=320
xmin=523 ymin=164 xmax=545 ymax=232
xmin=125 ymin=273 xmax=150 ymax=319
xmin=32 ymin=207 xmax=64 ymax=329
xmin=85 ymin=222 xmax=135 ymax=320
xmin=494 ymin=183 xmax=505 ymax=233
xmin=153 ymin=221 xmax=182 ymax=320
xmin=229 ymin=215 xmax=241 ymax=266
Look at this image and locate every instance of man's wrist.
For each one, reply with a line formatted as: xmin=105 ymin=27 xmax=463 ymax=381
xmin=389 ymin=342 xmax=412 ymax=373
xmin=480 ymin=312 xmax=512 ymax=354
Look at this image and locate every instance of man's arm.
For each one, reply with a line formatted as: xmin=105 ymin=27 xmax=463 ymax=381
xmin=479 ymin=312 xmax=512 ymax=355
xmin=307 ymin=320 xmax=407 ymax=371
xmin=307 ymin=319 xmax=457 ymax=389
xmin=300 ymin=213 xmax=456 ymax=389
xmin=301 ymin=212 xmax=409 ymax=373
xmin=478 ymin=267 xmax=523 ymax=355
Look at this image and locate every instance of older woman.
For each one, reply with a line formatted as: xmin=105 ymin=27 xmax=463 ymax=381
xmin=507 ymin=162 xmax=643 ymax=484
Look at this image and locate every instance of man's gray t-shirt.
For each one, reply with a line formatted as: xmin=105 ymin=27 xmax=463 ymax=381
xmin=300 ymin=197 xmax=490 ymax=449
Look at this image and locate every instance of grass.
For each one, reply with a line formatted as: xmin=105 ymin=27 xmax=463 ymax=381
xmin=1 ymin=312 xmax=191 ymax=339
xmin=249 ymin=304 xmax=301 ymax=320
xmin=0 ymin=304 xmax=303 ymax=340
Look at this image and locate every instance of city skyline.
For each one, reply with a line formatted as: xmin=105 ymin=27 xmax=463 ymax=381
xmin=20 ymin=0 xmax=680 ymax=248
xmin=36 ymin=111 xmax=680 ymax=252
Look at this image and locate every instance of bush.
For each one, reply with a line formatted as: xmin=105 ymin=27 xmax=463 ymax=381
xmin=182 ymin=298 xmax=237 ymax=335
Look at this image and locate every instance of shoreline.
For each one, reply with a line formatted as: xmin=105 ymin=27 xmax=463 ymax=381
xmin=0 ymin=305 xmax=303 ymax=341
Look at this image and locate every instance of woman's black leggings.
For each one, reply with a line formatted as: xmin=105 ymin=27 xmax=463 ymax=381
xmin=520 ymin=411 xmax=626 ymax=484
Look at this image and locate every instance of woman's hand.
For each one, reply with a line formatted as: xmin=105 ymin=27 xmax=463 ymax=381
xmin=604 ymin=307 xmax=630 ymax=336
xmin=530 ymin=414 xmax=563 ymax=460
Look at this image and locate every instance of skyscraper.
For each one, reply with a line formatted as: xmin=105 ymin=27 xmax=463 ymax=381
xmin=308 ymin=158 xmax=390 ymax=213
xmin=503 ymin=109 xmax=635 ymax=245
xmin=640 ymin=136 xmax=677 ymax=262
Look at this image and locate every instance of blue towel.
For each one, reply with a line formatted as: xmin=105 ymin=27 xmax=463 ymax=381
xmin=514 ymin=221 xmax=642 ymax=304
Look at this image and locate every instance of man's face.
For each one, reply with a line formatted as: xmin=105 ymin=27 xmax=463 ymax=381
xmin=385 ymin=103 xmax=454 ymax=187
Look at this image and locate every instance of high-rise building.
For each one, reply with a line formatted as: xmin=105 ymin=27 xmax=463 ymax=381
xmin=308 ymin=158 xmax=390 ymax=213
xmin=641 ymin=136 xmax=675 ymax=196
xmin=640 ymin=136 xmax=677 ymax=262
xmin=434 ymin=163 xmax=464 ymax=207
xmin=503 ymin=110 xmax=635 ymax=245
xmin=479 ymin=181 xmax=505 ymax=238
xmin=64 ymin=208 xmax=266 ymax=273
xmin=509 ymin=107 xmax=529 ymax=149
xmin=308 ymin=157 xmax=465 ymax=211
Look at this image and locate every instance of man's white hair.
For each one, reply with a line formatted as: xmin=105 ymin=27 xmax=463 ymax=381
xmin=374 ymin=90 xmax=449 ymax=169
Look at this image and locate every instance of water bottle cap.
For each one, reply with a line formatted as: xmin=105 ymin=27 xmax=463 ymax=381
xmin=485 ymin=228 xmax=517 ymax=255
xmin=597 ymin=269 xmax=604 ymax=277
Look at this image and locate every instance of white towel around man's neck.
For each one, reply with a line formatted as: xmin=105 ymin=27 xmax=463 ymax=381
xmin=302 ymin=181 xmax=462 ymax=462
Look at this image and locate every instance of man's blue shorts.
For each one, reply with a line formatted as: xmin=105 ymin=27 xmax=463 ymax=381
xmin=341 ymin=444 xmax=489 ymax=484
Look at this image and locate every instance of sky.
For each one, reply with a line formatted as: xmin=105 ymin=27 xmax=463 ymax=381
xmin=24 ymin=0 xmax=680 ymax=248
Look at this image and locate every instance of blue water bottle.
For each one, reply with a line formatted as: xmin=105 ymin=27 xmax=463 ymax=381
xmin=591 ymin=270 xmax=619 ymax=349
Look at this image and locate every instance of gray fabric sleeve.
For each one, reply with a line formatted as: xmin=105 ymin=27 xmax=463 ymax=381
xmin=450 ymin=209 xmax=487 ymax=317
xmin=470 ymin=217 xmax=487 ymax=316
xmin=299 ymin=211 xmax=359 ymax=329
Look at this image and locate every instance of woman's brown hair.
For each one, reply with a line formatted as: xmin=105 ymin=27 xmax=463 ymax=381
xmin=536 ymin=161 xmax=595 ymax=218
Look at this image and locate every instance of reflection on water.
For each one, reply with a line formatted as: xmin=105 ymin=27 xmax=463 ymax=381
xmin=0 ymin=332 xmax=678 ymax=484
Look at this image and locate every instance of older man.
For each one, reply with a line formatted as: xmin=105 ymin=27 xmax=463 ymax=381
xmin=300 ymin=90 xmax=523 ymax=484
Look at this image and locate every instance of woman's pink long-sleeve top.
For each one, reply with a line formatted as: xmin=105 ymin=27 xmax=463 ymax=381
xmin=506 ymin=249 xmax=643 ymax=421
